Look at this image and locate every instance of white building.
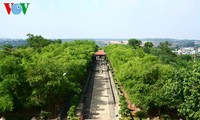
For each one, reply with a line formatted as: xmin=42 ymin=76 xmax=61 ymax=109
xmin=174 ymin=47 xmax=199 ymax=55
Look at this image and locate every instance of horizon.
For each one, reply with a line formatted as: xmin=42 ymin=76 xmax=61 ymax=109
xmin=0 ymin=38 xmax=200 ymax=41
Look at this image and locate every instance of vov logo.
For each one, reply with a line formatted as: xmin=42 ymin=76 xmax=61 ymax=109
xmin=4 ymin=3 xmax=30 ymax=15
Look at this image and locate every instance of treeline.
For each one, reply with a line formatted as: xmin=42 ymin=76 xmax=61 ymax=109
xmin=105 ymin=39 xmax=200 ymax=119
xmin=0 ymin=34 xmax=97 ymax=117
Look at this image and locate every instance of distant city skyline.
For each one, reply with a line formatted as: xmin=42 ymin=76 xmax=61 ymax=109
xmin=0 ymin=0 xmax=200 ymax=39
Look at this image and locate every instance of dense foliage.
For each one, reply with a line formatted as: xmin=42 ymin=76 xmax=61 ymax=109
xmin=0 ymin=35 xmax=97 ymax=114
xmin=105 ymin=41 xmax=199 ymax=119
xmin=128 ymin=39 xmax=142 ymax=49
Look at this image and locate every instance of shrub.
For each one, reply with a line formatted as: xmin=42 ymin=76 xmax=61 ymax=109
xmin=135 ymin=110 xmax=146 ymax=120
xmin=39 ymin=111 xmax=52 ymax=120
xmin=67 ymin=105 xmax=76 ymax=119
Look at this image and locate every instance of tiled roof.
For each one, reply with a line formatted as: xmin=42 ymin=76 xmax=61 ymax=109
xmin=95 ymin=50 xmax=106 ymax=55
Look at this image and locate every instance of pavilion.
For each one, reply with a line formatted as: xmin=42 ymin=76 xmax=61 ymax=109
xmin=95 ymin=50 xmax=106 ymax=60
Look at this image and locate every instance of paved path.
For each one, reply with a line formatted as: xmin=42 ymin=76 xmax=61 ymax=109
xmin=83 ymin=60 xmax=118 ymax=120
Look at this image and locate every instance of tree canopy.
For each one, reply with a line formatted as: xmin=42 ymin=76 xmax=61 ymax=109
xmin=0 ymin=36 xmax=97 ymax=115
xmin=144 ymin=41 xmax=153 ymax=48
xmin=128 ymin=38 xmax=142 ymax=49
xmin=26 ymin=34 xmax=62 ymax=52
xmin=105 ymin=43 xmax=199 ymax=119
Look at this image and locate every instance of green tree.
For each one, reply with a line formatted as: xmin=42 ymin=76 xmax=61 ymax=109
xmin=135 ymin=111 xmax=146 ymax=120
xmin=105 ymin=44 xmax=173 ymax=111
xmin=67 ymin=105 xmax=76 ymax=119
xmin=128 ymin=39 xmax=142 ymax=49
xmin=54 ymin=39 xmax=62 ymax=44
xmin=0 ymin=35 xmax=98 ymax=114
xmin=0 ymin=56 xmax=27 ymax=112
xmin=159 ymin=41 xmax=171 ymax=49
xmin=105 ymin=43 xmax=200 ymax=119
xmin=26 ymin=34 xmax=59 ymax=52
xmin=149 ymin=41 xmax=176 ymax=64
xmin=178 ymin=64 xmax=200 ymax=119
xmin=144 ymin=41 xmax=153 ymax=48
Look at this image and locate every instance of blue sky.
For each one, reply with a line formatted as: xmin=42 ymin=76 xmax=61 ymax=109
xmin=0 ymin=0 xmax=200 ymax=39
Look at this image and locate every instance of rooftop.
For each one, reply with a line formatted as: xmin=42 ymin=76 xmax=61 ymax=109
xmin=95 ymin=50 xmax=106 ymax=56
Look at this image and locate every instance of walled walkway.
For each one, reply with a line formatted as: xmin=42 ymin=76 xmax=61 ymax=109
xmin=83 ymin=60 xmax=118 ymax=120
